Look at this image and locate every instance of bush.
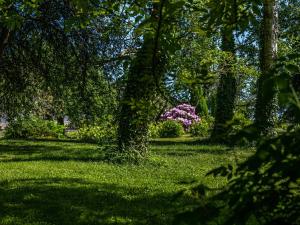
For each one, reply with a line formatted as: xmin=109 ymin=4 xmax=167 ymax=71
xmin=4 ymin=116 xmax=64 ymax=139
xmin=161 ymin=104 xmax=200 ymax=130
xmin=158 ymin=120 xmax=184 ymax=138
xmin=148 ymin=123 xmax=161 ymax=138
xmin=189 ymin=116 xmax=214 ymax=137
xmin=190 ymin=122 xmax=208 ymax=137
xmin=75 ymin=125 xmax=116 ymax=143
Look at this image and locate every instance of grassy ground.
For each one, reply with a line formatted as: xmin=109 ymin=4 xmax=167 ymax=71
xmin=0 ymin=138 xmax=253 ymax=225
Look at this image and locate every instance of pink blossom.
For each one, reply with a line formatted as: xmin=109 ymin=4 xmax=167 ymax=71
xmin=160 ymin=103 xmax=201 ymax=130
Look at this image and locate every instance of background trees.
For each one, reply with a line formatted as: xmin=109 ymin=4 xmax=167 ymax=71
xmin=0 ymin=0 xmax=126 ymax=125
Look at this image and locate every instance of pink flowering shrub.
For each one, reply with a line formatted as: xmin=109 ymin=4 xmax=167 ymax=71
xmin=160 ymin=104 xmax=200 ymax=130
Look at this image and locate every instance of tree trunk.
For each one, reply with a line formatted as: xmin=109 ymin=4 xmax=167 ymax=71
xmin=117 ymin=2 xmax=165 ymax=155
xmin=0 ymin=27 xmax=10 ymax=61
xmin=57 ymin=116 xmax=64 ymax=126
xmin=255 ymin=0 xmax=278 ymax=135
xmin=211 ymin=30 xmax=237 ymax=141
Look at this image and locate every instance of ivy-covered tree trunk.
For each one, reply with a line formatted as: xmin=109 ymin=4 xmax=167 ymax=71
xmin=255 ymin=0 xmax=278 ymax=134
xmin=211 ymin=30 xmax=237 ymax=140
xmin=117 ymin=2 xmax=165 ymax=155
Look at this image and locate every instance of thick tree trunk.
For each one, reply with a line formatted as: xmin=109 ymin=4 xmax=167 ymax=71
xmin=117 ymin=2 xmax=165 ymax=155
xmin=211 ymin=30 xmax=237 ymax=141
xmin=255 ymin=0 xmax=278 ymax=134
xmin=118 ymin=40 xmax=156 ymax=154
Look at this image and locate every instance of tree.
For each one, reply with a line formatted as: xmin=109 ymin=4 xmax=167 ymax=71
xmin=199 ymin=0 xmax=263 ymax=141
xmin=254 ymin=0 xmax=278 ymax=134
xmin=211 ymin=29 xmax=237 ymax=140
xmin=0 ymin=26 xmax=10 ymax=60
xmin=117 ymin=0 xmax=186 ymax=155
xmin=203 ymin=0 xmax=238 ymax=141
xmin=117 ymin=1 xmax=166 ymax=155
xmin=0 ymin=0 xmax=127 ymax=124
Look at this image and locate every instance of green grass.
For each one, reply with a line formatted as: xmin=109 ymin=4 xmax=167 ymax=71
xmin=0 ymin=138 xmax=254 ymax=225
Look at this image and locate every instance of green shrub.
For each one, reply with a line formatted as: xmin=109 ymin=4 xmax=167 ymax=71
xmin=189 ymin=116 xmax=214 ymax=137
xmin=148 ymin=123 xmax=161 ymax=138
xmin=4 ymin=116 xmax=64 ymax=139
xmin=158 ymin=120 xmax=184 ymax=138
xmin=190 ymin=121 xmax=209 ymax=137
xmin=75 ymin=125 xmax=116 ymax=143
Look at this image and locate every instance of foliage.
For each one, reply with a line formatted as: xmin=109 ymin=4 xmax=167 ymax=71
xmin=148 ymin=123 xmax=161 ymax=138
xmin=74 ymin=124 xmax=116 ymax=143
xmin=227 ymin=112 xmax=252 ymax=137
xmin=189 ymin=116 xmax=214 ymax=137
xmin=64 ymin=69 xmax=118 ymax=127
xmin=0 ymin=0 xmax=123 ymax=124
xmin=274 ymin=122 xmax=289 ymax=135
xmin=161 ymin=104 xmax=200 ymax=130
xmin=158 ymin=120 xmax=184 ymax=138
xmin=212 ymin=52 xmax=300 ymax=225
xmin=175 ymin=53 xmax=300 ymax=225
xmin=4 ymin=116 xmax=64 ymax=139
xmin=192 ymin=124 xmax=300 ymax=225
xmin=176 ymin=132 xmax=300 ymax=224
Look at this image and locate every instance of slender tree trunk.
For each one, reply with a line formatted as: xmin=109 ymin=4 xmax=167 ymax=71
xmin=57 ymin=116 xmax=64 ymax=125
xmin=211 ymin=30 xmax=237 ymax=141
xmin=117 ymin=1 xmax=165 ymax=155
xmin=255 ymin=0 xmax=278 ymax=134
xmin=0 ymin=3 xmax=14 ymax=61
xmin=57 ymin=116 xmax=65 ymax=135
xmin=0 ymin=27 xmax=10 ymax=61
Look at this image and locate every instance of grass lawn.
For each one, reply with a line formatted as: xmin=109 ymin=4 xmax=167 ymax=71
xmin=0 ymin=138 xmax=254 ymax=225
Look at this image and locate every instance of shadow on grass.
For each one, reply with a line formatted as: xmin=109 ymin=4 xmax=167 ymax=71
xmin=2 ymin=137 xmax=111 ymax=144
xmin=0 ymin=144 xmax=62 ymax=154
xmin=0 ymin=141 xmax=109 ymax=163
xmin=152 ymin=144 xmax=237 ymax=157
xmin=0 ymin=178 xmax=193 ymax=225
xmin=157 ymin=148 xmax=232 ymax=157
xmin=150 ymin=138 xmax=212 ymax=146
xmin=0 ymin=139 xmax=246 ymax=162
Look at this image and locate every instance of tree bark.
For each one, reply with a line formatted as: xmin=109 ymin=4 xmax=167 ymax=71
xmin=255 ymin=0 xmax=278 ymax=134
xmin=211 ymin=30 xmax=237 ymax=141
xmin=0 ymin=27 xmax=10 ymax=61
xmin=57 ymin=116 xmax=64 ymax=125
xmin=117 ymin=1 xmax=166 ymax=155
